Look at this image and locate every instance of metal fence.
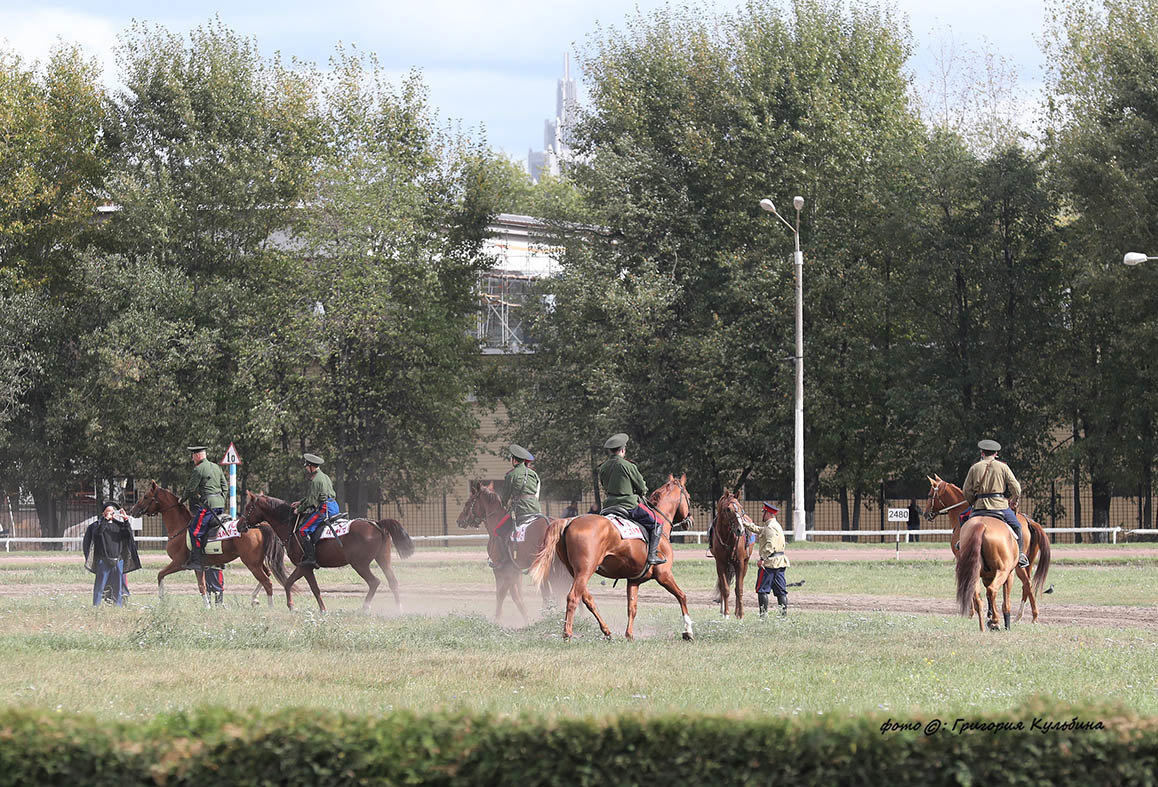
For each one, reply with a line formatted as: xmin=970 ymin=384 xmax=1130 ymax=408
xmin=4 ymin=484 xmax=1154 ymax=550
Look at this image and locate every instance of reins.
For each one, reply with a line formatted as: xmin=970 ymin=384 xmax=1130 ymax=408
xmin=926 ymin=480 xmax=968 ymax=521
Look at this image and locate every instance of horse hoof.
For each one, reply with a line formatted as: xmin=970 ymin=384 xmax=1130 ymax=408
xmin=682 ymin=632 xmax=694 ymax=641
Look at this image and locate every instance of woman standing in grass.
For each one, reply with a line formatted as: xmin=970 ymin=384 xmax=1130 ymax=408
xmin=82 ymin=502 xmax=140 ymax=607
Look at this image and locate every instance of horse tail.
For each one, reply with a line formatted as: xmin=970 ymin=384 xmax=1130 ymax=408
xmin=377 ymin=518 xmax=415 ymax=559
xmin=530 ymin=518 xmax=567 ymax=587
xmin=259 ymin=525 xmax=291 ymax=587
xmin=955 ymin=521 xmax=986 ymax=616
xmin=1029 ymin=520 xmax=1051 ymax=597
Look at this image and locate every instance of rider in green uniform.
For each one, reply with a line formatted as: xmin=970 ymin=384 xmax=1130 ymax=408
xmin=291 ymin=453 xmax=339 ymax=567
xmin=496 ymin=443 xmax=541 ymax=566
xmin=598 ymin=433 xmax=665 ymax=566
xmin=179 ymin=445 xmax=228 ymax=570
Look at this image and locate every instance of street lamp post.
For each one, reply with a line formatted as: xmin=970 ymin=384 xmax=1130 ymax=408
xmin=760 ymin=195 xmax=807 ymax=541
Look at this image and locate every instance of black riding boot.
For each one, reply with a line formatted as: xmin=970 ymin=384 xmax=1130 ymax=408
xmin=758 ymin=592 xmax=769 ymax=618
xmin=184 ymin=543 xmax=205 ymax=570
xmin=776 ymin=593 xmax=788 ymax=616
xmin=300 ymin=532 xmax=318 ymax=567
xmin=645 ymin=526 xmax=666 ymax=566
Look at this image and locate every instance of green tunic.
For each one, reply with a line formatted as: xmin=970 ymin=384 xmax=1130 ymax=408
xmin=598 ymin=455 xmax=648 ymax=510
xmin=301 ymin=469 xmax=337 ymax=511
xmin=962 ymin=458 xmax=1021 ymax=510
xmin=181 ymin=459 xmax=228 ymax=509
xmin=502 ymin=463 xmax=541 ymax=517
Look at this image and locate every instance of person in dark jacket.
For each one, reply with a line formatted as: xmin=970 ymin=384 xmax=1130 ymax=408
xmin=83 ymin=502 xmax=141 ymax=607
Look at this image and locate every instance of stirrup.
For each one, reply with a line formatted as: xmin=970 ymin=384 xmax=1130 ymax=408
xmin=1018 ymin=553 xmax=1029 ymax=568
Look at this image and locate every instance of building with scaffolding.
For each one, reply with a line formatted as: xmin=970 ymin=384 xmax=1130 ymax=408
xmin=477 ymin=212 xmax=561 ymax=354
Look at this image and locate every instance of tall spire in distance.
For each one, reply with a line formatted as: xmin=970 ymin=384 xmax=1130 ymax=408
xmin=528 ymin=54 xmax=577 ymax=184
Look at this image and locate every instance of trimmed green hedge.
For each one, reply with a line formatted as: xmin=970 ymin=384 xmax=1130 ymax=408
xmin=0 ymin=704 xmax=1154 ymax=786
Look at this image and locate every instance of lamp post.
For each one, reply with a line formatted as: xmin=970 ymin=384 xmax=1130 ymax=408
xmin=1124 ymin=252 xmax=1158 ymax=266
xmin=760 ymin=195 xmax=807 ymax=541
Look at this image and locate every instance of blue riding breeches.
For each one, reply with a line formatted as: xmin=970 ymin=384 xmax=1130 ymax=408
xmin=298 ymin=499 xmax=339 ymax=539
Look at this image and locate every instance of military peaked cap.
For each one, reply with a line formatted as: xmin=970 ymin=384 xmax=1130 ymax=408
xmin=603 ymin=433 xmax=629 ymax=450
xmin=978 ymin=439 xmax=1001 ymax=452
xmin=509 ymin=443 xmax=534 ymax=461
xmin=302 ymin=453 xmax=324 ymax=465
xmin=187 ymin=445 xmax=207 ymax=452
xmin=762 ymin=502 xmax=780 ymax=514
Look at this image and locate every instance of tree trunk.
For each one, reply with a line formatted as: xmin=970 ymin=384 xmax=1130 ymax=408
xmin=1091 ymin=479 xmax=1111 ymax=544
xmin=1072 ymin=421 xmax=1082 ymax=544
xmin=31 ymin=487 xmax=64 ymax=544
xmin=838 ymin=486 xmax=851 ymax=542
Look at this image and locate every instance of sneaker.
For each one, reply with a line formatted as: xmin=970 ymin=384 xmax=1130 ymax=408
xmin=705 ymin=549 xmax=713 ymax=558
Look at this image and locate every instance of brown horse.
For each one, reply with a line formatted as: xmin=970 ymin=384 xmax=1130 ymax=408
xmin=925 ymin=475 xmax=1051 ymax=622
xmin=711 ymin=491 xmax=754 ymax=619
xmin=530 ymin=474 xmax=695 ymax=641
xmin=237 ymin=490 xmax=414 ymax=612
xmin=129 ymin=481 xmax=289 ymax=607
xmin=454 ymin=481 xmax=568 ymax=623
xmin=955 ymin=515 xmax=1020 ymax=631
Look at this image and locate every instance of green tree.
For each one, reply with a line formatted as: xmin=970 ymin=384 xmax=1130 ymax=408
xmin=0 ymin=46 xmax=109 ymax=535
xmin=1045 ymin=0 xmax=1158 ymax=534
xmin=507 ymin=0 xmax=922 ymax=521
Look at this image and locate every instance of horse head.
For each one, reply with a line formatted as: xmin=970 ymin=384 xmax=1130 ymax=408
xmin=129 ymin=480 xmax=174 ymax=517
xmin=650 ymin=473 xmax=693 ymax=531
xmin=456 ymin=481 xmax=501 ymax=529
xmin=715 ymin=490 xmax=748 ymax=538
xmin=924 ymin=474 xmax=965 ymax=521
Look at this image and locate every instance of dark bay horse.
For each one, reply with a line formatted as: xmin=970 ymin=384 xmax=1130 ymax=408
xmin=454 ymin=481 xmax=568 ymax=623
xmin=129 ymin=481 xmax=288 ymax=607
xmin=530 ymin=474 xmax=695 ymax=641
xmin=237 ymin=491 xmax=414 ymax=612
xmin=711 ymin=491 xmax=754 ymax=619
xmin=955 ymin=515 xmax=1020 ymax=631
xmin=925 ymin=475 xmax=1051 ymax=622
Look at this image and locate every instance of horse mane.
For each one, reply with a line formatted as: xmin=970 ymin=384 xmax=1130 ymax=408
xmin=259 ymin=494 xmax=295 ymax=523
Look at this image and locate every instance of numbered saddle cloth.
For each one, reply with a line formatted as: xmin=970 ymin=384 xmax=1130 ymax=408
xmin=316 ymin=519 xmax=352 ymax=540
xmin=603 ymin=514 xmax=645 ymax=541
xmin=185 ymin=517 xmax=240 ymax=554
xmin=512 ymin=514 xmax=549 ymax=543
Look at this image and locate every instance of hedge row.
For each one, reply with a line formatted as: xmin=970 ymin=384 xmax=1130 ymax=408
xmin=1 ymin=703 xmax=1155 ymax=786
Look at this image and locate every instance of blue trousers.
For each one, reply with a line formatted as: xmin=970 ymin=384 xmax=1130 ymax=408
xmin=755 ymin=565 xmax=787 ymax=597
xmin=94 ymin=558 xmax=124 ymax=607
xmin=298 ymin=499 xmax=340 ymax=539
xmin=188 ymin=506 xmax=223 ymax=549
xmin=996 ymin=508 xmax=1023 ymax=546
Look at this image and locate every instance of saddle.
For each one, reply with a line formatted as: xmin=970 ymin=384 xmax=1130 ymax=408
xmin=186 ymin=516 xmax=239 ymax=554
xmin=511 ymin=513 xmax=549 ymax=543
xmin=600 ymin=513 xmax=646 ymax=541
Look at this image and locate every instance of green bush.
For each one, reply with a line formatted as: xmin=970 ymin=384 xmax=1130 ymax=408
xmin=0 ymin=704 xmax=1154 ymax=786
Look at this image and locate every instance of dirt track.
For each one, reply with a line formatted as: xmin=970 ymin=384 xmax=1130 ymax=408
xmin=4 ymin=547 xmax=1153 ymax=631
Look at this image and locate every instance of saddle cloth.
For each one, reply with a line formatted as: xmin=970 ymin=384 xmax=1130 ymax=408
xmin=185 ymin=517 xmax=240 ymax=554
xmin=512 ymin=514 xmax=549 ymax=543
xmin=604 ymin=514 xmax=645 ymax=541
xmin=316 ymin=519 xmax=352 ymax=540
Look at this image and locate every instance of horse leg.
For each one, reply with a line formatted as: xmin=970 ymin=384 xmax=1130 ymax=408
xmin=284 ymin=564 xmax=305 ymax=610
xmin=350 ymin=559 xmax=380 ymax=613
xmin=494 ymin=569 xmax=508 ymax=621
xmin=508 ymin=571 xmax=530 ymax=625
xmin=374 ymin=549 xmax=403 ymax=613
xmin=717 ymin=566 xmax=730 ymax=618
xmin=195 ymin=569 xmax=212 ymax=609
xmin=578 ymin=586 xmax=612 ymax=640
xmin=302 ymin=569 xmax=325 ymax=612
xmin=156 ymin=560 xmax=183 ymax=598
xmin=625 ymin=581 xmax=641 ymax=640
xmin=734 ymin=559 xmax=745 ymax=621
xmin=652 ymin=566 xmax=694 ymax=641
xmin=238 ymin=548 xmax=274 ymax=608
xmin=1002 ymin=574 xmax=1014 ymax=630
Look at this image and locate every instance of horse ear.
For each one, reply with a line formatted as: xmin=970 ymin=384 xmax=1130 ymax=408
xmin=150 ymin=479 xmax=159 ymax=490
xmin=927 ymin=475 xmax=935 ymax=486
xmin=679 ymin=473 xmax=687 ymax=484
xmin=935 ymin=474 xmax=943 ymax=483
xmin=667 ymin=473 xmax=674 ymax=482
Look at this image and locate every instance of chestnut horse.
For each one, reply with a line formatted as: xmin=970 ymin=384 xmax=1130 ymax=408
xmin=711 ymin=491 xmax=754 ymax=619
xmin=129 ymin=481 xmax=289 ymax=607
xmin=924 ymin=475 xmax=1051 ymax=622
xmin=530 ymin=473 xmax=695 ymax=641
xmin=955 ymin=515 xmax=1020 ymax=631
xmin=237 ymin=490 xmax=414 ymax=612
xmin=454 ymin=481 xmax=568 ymax=623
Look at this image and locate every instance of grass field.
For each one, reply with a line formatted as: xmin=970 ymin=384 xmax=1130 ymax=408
xmin=0 ymin=545 xmax=1155 ymax=724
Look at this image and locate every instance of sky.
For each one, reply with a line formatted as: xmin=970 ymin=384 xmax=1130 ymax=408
xmin=0 ymin=0 xmax=1050 ymax=163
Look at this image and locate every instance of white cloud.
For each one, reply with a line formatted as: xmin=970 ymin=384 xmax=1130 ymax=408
xmin=0 ymin=7 xmax=120 ymax=82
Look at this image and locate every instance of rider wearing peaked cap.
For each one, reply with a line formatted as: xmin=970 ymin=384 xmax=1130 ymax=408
xmin=598 ymin=433 xmax=666 ymax=566
xmin=292 ymin=453 xmax=338 ymax=567
xmin=179 ymin=444 xmax=227 ymax=571
xmin=496 ymin=444 xmax=541 ymax=566
xmin=962 ymin=439 xmax=1028 ymax=568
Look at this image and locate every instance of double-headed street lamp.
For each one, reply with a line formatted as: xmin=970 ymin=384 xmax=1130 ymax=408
xmin=760 ymin=195 xmax=807 ymax=541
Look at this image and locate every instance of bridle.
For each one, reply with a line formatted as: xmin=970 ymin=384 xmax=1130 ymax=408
xmin=648 ymin=479 xmax=693 ymax=530
xmin=925 ymin=479 xmax=967 ymax=521
xmin=458 ymin=486 xmax=494 ymax=530
xmin=132 ymin=490 xmax=183 ymax=518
